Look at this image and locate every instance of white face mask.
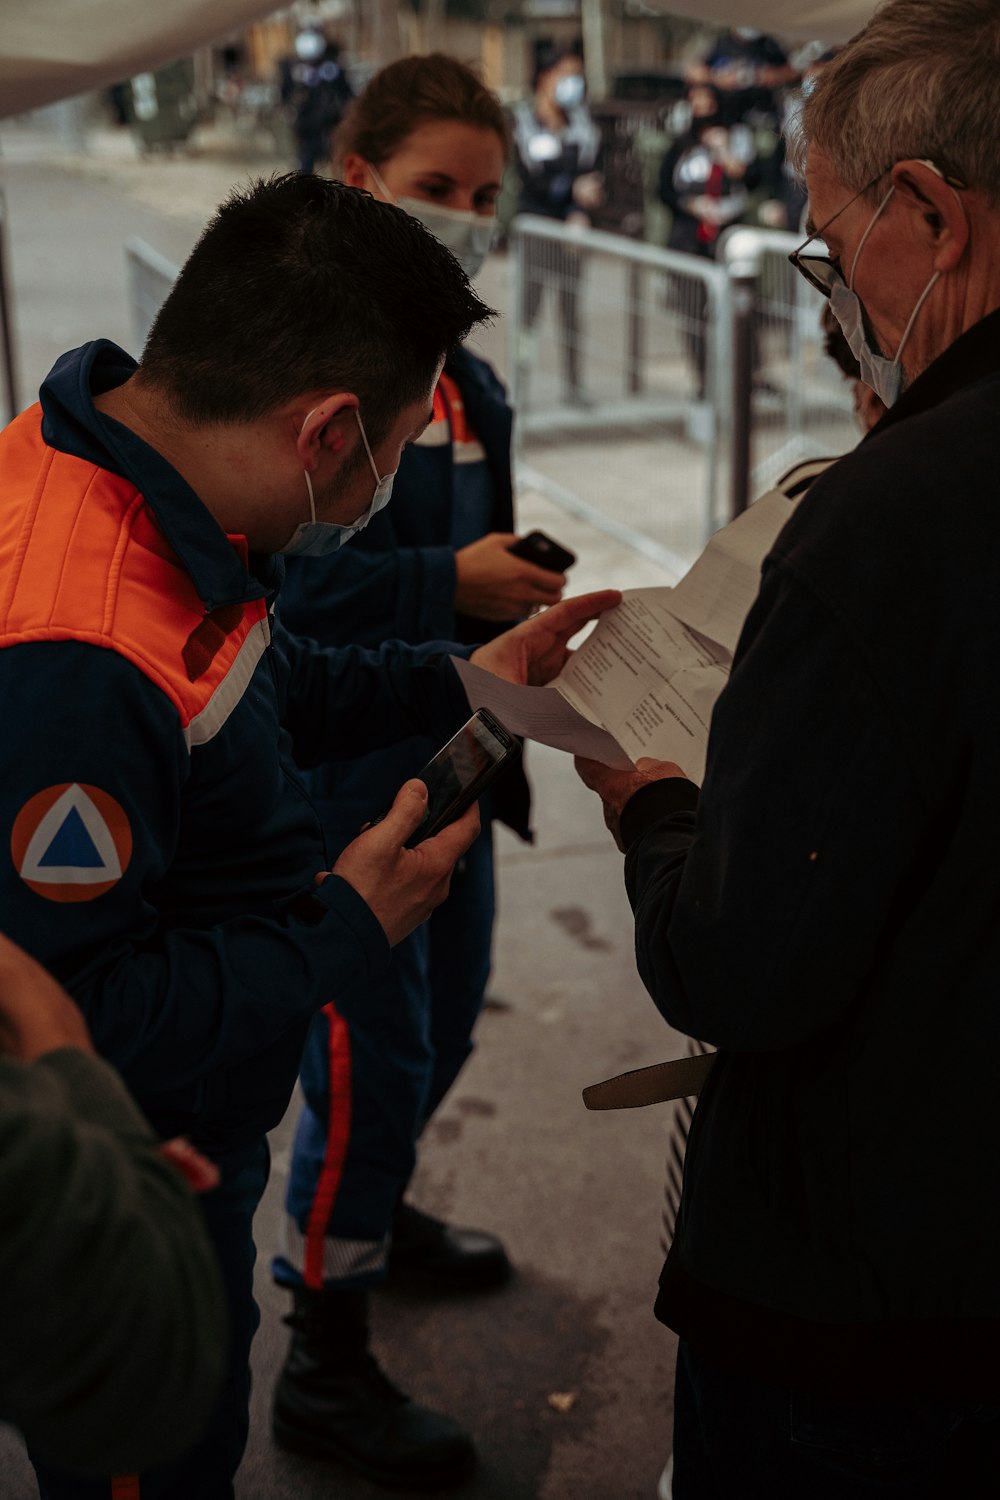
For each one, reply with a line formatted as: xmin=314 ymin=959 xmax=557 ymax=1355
xmin=368 ymin=163 xmax=496 ymax=280
xmin=279 ymin=408 xmax=395 ymax=558
xmin=554 ymin=73 xmax=586 ymax=109
xmin=828 ymin=185 xmax=940 ymax=408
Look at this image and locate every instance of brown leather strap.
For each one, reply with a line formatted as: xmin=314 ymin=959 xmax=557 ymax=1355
xmin=582 ymin=1052 xmax=716 ymax=1110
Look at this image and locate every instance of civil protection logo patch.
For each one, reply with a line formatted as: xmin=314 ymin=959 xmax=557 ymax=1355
xmin=11 ymin=783 xmax=133 ymax=902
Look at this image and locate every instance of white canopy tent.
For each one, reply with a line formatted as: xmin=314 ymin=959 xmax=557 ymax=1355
xmin=0 ymin=0 xmax=280 ymax=120
xmin=0 ymin=0 xmax=880 ymax=119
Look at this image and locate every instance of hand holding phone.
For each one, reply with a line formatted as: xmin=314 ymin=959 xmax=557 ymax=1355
xmin=454 ymin=532 xmax=565 ymax=620
xmin=332 ymin=782 xmax=480 ymax=947
xmin=369 ymin=708 xmax=521 ymax=848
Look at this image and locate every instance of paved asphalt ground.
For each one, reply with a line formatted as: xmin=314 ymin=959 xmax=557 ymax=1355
xmin=0 ymin=112 xmax=688 ymax=1500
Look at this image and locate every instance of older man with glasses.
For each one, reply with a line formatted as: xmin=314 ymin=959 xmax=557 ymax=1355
xmin=574 ymin=2 xmax=1000 ymax=1495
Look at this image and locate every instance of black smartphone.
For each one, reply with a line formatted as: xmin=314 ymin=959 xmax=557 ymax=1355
xmin=507 ymin=530 xmax=576 ymax=573
xmin=375 ymin=708 xmax=521 ymax=849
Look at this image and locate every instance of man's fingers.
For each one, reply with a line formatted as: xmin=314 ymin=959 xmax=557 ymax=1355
xmin=374 ymin=778 xmax=430 ymax=845
xmin=422 ymin=802 xmax=481 ymax=864
xmin=540 ymin=589 xmax=621 ymax=636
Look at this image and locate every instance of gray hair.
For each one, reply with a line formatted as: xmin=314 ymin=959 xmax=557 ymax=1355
xmin=788 ymin=0 xmax=1000 ymax=203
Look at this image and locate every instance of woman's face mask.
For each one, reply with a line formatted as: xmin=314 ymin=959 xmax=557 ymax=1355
xmin=553 ymin=72 xmax=586 ymax=110
xmin=279 ymin=408 xmax=395 ymax=558
xmin=368 ymin=163 xmax=496 ymax=280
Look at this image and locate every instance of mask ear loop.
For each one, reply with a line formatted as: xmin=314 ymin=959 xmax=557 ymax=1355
xmin=367 ymin=162 xmax=395 ymax=203
xmin=301 ymin=405 xmax=320 ymax=524
xmin=354 ymin=408 xmax=383 ymax=485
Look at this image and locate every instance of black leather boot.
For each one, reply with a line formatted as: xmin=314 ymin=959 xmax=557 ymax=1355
xmin=272 ymin=1286 xmax=475 ymax=1489
xmin=389 ymin=1200 xmax=512 ymax=1290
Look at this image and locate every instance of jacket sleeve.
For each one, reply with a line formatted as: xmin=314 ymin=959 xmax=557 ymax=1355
xmin=0 ymin=639 xmax=398 ymax=1091
xmin=280 ymin=539 xmax=459 ymax=650
xmin=276 ymin=622 xmax=472 ymax=769
xmin=0 ymin=1048 xmax=227 ymax=1475
xmin=623 ymin=558 xmax=928 ymax=1052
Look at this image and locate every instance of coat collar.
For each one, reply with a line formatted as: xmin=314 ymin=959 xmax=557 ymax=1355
xmin=39 ymin=341 xmax=271 ymax=611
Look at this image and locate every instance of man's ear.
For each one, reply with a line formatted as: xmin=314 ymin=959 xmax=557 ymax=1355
xmin=296 ymin=395 xmax=358 ymax=471
xmin=891 ymin=160 xmax=969 ymax=273
xmin=340 ymin=154 xmax=370 ymax=192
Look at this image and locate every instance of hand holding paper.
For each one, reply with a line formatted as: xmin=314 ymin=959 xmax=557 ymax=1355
xmin=458 ymin=467 xmax=823 ymax=784
xmin=468 ymin=589 xmax=621 ymax=687
xmin=574 ymin=755 xmax=688 ymax=851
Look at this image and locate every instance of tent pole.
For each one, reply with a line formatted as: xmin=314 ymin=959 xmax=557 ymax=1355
xmin=0 ymin=166 xmax=19 ymax=423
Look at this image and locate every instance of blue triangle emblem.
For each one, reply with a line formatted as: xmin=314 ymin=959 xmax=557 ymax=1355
xmin=37 ymin=806 xmax=104 ymax=868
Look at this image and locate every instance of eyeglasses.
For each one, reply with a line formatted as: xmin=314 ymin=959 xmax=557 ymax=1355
xmin=788 ymin=160 xmax=967 ymax=299
xmin=787 ymin=169 xmax=889 ymax=299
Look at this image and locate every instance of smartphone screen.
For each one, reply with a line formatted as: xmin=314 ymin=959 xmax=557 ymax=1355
xmin=408 ymin=709 xmax=520 ymax=846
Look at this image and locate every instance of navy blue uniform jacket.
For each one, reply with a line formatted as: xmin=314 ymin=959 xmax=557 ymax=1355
xmin=0 ymin=342 xmax=471 ymax=1156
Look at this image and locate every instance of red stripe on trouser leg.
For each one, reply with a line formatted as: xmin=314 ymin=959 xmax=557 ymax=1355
xmin=110 ymin=1477 xmax=140 ymax=1499
xmin=303 ymin=1002 xmax=352 ymax=1289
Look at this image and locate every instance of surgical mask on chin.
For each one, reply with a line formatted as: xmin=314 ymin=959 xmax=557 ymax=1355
xmin=279 ymin=408 xmax=395 ymax=558
xmin=368 ymin=163 xmax=495 ymax=280
xmin=827 ymin=185 xmax=940 ymax=408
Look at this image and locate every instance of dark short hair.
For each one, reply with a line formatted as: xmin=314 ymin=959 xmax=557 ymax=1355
xmin=139 ymin=173 xmax=494 ymax=442
xmin=333 ymin=53 xmax=510 ymax=172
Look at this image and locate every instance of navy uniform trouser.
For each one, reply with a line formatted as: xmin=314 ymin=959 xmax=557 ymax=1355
xmin=32 ymin=1141 xmax=269 ymax=1500
xmin=273 ymin=820 xmax=495 ymax=1292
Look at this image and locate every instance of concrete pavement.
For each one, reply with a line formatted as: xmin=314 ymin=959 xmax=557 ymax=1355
xmin=0 ymin=113 xmax=685 ymax=1500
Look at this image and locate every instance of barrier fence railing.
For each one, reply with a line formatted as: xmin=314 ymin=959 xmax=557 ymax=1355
xmin=508 ymin=215 xmax=857 ymax=575
xmin=125 ymin=237 xmax=179 ymax=354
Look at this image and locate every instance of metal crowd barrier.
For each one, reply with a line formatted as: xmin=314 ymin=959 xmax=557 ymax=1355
xmin=125 ymin=237 xmax=179 ymax=355
xmin=508 ymin=216 xmax=857 ymax=574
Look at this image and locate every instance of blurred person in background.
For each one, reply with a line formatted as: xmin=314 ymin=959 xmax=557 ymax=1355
xmin=511 ymin=46 xmax=604 ymax=406
xmin=272 ymin=54 xmax=567 ymax=1490
xmin=686 ymin=25 xmax=798 ymax=130
xmin=279 ymin=26 xmax=353 ymax=173
xmin=658 ymin=83 xmax=759 ymax=397
xmin=0 ymin=930 xmax=226 ymax=1477
xmin=763 ymin=48 xmax=845 ymax=233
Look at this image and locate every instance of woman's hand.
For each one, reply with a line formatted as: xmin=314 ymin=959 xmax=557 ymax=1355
xmin=455 ymin=532 xmax=565 ymax=621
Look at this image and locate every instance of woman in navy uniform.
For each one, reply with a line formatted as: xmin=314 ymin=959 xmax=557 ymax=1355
xmin=272 ymin=54 xmax=567 ymax=1490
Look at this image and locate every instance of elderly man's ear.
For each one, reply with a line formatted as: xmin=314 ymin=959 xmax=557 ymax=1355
xmin=891 ymin=161 xmax=969 ymax=273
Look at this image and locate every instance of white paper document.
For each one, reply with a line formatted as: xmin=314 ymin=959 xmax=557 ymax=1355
xmin=455 ymin=471 xmax=819 ymax=784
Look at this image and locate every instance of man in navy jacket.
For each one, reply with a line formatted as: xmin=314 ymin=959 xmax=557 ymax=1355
xmin=0 ymin=173 xmax=616 ymax=1500
xmin=578 ymin=2 xmax=1000 ymax=1494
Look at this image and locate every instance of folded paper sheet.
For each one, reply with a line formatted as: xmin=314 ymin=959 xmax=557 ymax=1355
xmin=454 ymin=475 xmax=818 ymax=785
